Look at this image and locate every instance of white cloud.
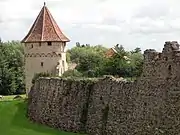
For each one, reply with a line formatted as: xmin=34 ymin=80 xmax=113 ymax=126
xmin=1 ymin=0 xmax=180 ymax=51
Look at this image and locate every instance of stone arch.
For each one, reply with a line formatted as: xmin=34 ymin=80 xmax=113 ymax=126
xmin=34 ymin=53 xmax=37 ymax=57
xmin=26 ymin=54 xmax=29 ymax=57
xmin=41 ymin=53 xmax=46 ymax=57
xmin=52 ymin=52 xmax=58 ymax=57
xmin=31 ymin=53 xmax=36 ymax=57
xmin=29 ymin=54 xmax=34 ymax=57
xmin=35 ymin=53 xmax=41 ymax=57
xmin=47 ymin=53 xmax=53 ymax=57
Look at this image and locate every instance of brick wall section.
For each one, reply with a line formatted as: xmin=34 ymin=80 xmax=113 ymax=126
xmin=28 ymin=41 xmax=180 ymax=134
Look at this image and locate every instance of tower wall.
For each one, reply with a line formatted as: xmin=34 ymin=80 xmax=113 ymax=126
xmin=24 ymin=42 xmax=68 ymax=94
xmin=24 ymin=42 xmax=66 ymax=53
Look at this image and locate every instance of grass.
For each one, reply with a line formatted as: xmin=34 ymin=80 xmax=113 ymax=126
xmin=0 ymin=96 xmax=84 ymax=135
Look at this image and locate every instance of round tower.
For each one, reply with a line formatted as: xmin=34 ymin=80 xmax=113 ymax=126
xmin=21 ymin=3 xmax=70 ymax=94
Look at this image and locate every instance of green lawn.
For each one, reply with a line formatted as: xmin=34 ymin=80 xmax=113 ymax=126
xmin=0 ymin=97 xmax=84 ymax=135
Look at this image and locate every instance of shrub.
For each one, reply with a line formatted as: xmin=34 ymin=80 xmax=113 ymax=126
xmin=31 ymin=72 xmax=51 ymax=84
xmin=62 ymin=69 xmax=83 ymax=77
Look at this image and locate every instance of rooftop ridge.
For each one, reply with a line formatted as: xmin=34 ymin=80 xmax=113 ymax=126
xmin=41 ymin=5 xmax=45 ymax=41
xmin=45 ymin=7 xmax=62 ymax=41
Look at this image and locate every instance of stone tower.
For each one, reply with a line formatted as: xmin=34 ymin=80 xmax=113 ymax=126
xmin=22 ymin=3 xmax=70 ymax=94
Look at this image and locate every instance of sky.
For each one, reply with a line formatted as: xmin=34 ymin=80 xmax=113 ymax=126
xmin=1 ymin=0 xmax=180 ymax=51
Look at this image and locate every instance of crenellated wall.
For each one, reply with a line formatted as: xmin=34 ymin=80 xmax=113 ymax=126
xmin=142 ymin=41 xmax=180 ymax=79
xmin=28 ymin=41 xmax=180 ymax=135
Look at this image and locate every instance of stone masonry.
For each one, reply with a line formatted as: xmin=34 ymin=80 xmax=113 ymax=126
xmin=28 ymin=41 xmax=180 ymax=134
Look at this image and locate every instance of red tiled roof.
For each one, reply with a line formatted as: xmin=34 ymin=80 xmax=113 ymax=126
xmin=22 ymin=4 xmax=70 ymax=43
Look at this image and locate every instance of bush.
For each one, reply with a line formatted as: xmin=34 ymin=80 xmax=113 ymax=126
xmin=62 ymin=69 xmax=83 ymax=77
xmin=31 ymin=72 xmax=51 ymax=84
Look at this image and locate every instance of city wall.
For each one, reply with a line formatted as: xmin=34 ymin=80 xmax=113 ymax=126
xmin=28 ymin=41 xmax=180 ymax=134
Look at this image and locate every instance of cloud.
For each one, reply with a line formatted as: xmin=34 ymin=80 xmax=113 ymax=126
xmin=1 ymin=0 xmax=180 ymax=51
xmin=133 ymin=0 xmax=170 ymax=19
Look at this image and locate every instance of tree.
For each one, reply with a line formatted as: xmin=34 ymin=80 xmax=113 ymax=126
xmin=67 ymin=45 xmax=108 ymax=77
xmin=76 ymin=51 xmax=105 ymax=77
xmin=129 ymin=52 xmax=144 ymax=77
xmin=76 ymin=42 xmax=81 ymax=47
xmin=0 ymin=57 xmax=16 ymax=95
xmin=66 ymin=44 xmax=144 ymax=79
xmin=131 ymin=47 xmax=141 ymax=54
xmin=0 ymin=40 xmax=25 ymax=95
xmin=0 ymin=37 xmax=2 ymax=45
xmin=67 ymin=45 xmax=107 ymax=64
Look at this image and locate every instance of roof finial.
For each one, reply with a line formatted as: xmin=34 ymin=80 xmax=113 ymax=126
xmin=44 ymin=2 xmax=46 ymax=6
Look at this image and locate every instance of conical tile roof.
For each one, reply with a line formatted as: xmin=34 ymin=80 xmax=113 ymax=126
xmin=22 ymin=3 xmax=70 ymax=43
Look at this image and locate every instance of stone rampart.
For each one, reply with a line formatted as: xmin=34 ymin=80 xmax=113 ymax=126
xmin=28 ymin=41 xmax=180 ymax=135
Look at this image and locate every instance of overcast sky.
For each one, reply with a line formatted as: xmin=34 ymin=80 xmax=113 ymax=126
xmin=1 ymin=0 xmax=180 ymax=51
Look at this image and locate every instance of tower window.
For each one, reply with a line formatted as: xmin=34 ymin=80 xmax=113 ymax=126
xmin=47 ymin=42 xmax=52 ymax=46
xmin=39 ymin=42 xmax=41 ymax=47
xmin=31 ymin=44 xmax=33 ymax=48
xmin=41 ymin=62 xmax=44 ymax=67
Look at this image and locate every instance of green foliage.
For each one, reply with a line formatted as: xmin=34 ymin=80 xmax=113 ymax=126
xmin=76 ymin=51 xmax=105 ymax=77
xmin=67 ymin=44 xmax=108 ymax=77
xmin=32 ymin=72 xmax=51 ymax=84
xmin=67 ymin=44 xmax=107 ymax=63
xmin=0 ymin=100 xmax=84 ymax=135
xmin=67 ymin=44 xmax=144 ymax=79
xmin=62 ymin=69 xmax=83 ymax=78
xmin=0 ymin=40 xmax=25 ymax=95
xmin=131 ymin=47 xmax=141 ymax=54
xmin=128 ymin=52 xmax=144 ymax=77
